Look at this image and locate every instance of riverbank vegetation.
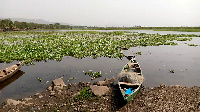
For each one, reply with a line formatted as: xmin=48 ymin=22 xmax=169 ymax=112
xmin=0 ymin=19 xmax=72 ymax=31
xmin=0 ymin=31 xmax=199 ymax=64
xmin=1 ymin=19 xmax=200 ymax=32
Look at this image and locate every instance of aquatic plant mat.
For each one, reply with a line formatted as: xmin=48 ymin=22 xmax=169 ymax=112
xmin=0 ymin=31 xmax=198 ymax=64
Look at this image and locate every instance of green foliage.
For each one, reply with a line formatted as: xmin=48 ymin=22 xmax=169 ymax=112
xmin=85 ymin=71 xmax=102 ymax=78
xmin=75 ymin=87 xmax=93 ymax=101
xmin=177 ymin=37 xmax=192 ymax=41
xmin=37 ymin=78 xmax=42 ymax=82
xmin=0 ymin=31 xmax=198 ymax=64
xmin=137 ymin=51 xmax=142 ymax=55
xmin=0 ymin=19 xmax=72 ymax=31
xmin=188 ymin=44 xmax=198 ymax=47
xmin=169 ymin=70 xmax=175 ymax=73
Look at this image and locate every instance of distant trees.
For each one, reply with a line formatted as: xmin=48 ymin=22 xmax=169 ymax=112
xmin=0 ymin=19 xmax=14 ymax=31
xmin=0 ymin=19 xmax=72 ymax=31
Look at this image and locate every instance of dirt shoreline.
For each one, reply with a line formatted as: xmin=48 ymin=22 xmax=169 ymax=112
xmin=0 ymin=79 xmax=199 ymax=112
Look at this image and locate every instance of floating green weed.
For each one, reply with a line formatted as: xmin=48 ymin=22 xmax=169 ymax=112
xmin=169 ymin=70 xmax=175 ymax=73
xmin=188 ymin=44 xmax=198 ymax=47
xmin=0 ymin=31 xmax=199 ymax=64
xmin=177 ymin=37 xmax=192 ymax=41
xmin=37 ymin=78 xmax=42 ymax=82
xmin=67 ymin=77 xmax=75 ymax=82
xmin=85 ymin=71 xmax=102 ymax=78
xmin=137 ymin=51 xmax=142 ymax=55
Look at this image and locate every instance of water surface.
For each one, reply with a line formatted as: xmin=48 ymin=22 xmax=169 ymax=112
xmin=123 ymin=38 xmax=200 ymax=87
xmin=34 ymin=29 xmax=200 ymax=35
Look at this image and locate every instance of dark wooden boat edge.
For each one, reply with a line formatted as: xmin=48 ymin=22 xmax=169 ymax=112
xmin=0 ymin=61 xmax=24 ymax=82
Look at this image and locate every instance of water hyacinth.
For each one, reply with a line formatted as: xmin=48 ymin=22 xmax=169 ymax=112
xmin=188 ymin=44 xmax=199 ymax=47
xmin=84 ymin=71 xmax=102 ymax=79
xmin=0 ymin=31 xmax=198 ymax=64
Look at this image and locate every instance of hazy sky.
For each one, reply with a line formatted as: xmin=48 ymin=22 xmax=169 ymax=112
xmin=1 ymin=0 xmax=200 ymax=27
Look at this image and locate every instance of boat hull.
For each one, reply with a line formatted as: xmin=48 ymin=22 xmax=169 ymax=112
xmin=125 ymin=87 xmax=139 ymax=102
xmin=0 ymin=61 xmax=23 ymax=82
xmin=118 ymin=57 xmax=144 ymax=102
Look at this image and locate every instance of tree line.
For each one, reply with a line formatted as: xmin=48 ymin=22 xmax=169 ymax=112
xmin=0 ymin=19 xmax=72 ymax=31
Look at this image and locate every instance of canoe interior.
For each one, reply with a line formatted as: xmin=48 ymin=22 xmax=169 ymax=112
xmin=119 ymin=84 xmax=139 ymax=90
xmin=119 ymin=82 xmax=141 ymax=102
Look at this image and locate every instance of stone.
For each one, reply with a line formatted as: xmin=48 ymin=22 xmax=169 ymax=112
xmin=86 ymin=82 xmax=92 ymax=86
xmin=175 ymin=85 xmax=181 ymax=88
xmin=52 ymin=78 xmax=66 ymax=91
xmin=50 ymin=91 xmax=56 ymax=96
xmin=95 ymin=76 xmax=115 ymax=86
xmin=159 ymin=83 xmax=166 ymax=88
xmin=53 ymin=78 xmax=66 ymax=87
xmin=38 ymin=95 xmax=43 ymax=98
xmin=24 ymin=98 xmax=32 ymax=101
xmin=90 ymin=85 xmax=110 ymax=96
xmin=97 ymin=81 xmax=106 ymax=86
xmin=6 ymin=99 xmax=25 ymax=105
xmin=104 ymin=76 xmax=115 ymax=84
xmin=47 ymin=86 xmax=53 ymax=91
xmin=35 ymin=93 xmax=40 ymax=96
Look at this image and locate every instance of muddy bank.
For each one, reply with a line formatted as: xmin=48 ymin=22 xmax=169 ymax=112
xmin=0 ymin=78 xmax=113 ymax=112
xmin=118 ymin=84 xmax=200 ymax=112
xmin=0 ymin=78 xmax=199 ymax=112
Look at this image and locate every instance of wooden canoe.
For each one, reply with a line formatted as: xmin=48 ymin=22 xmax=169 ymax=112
xmin=0 ymin=70 xmax=25 ymax=90
xmin=0 ymin=61 xmax=24 ymax=82
xmin=118 ymin=56 xmax=144 ymax=102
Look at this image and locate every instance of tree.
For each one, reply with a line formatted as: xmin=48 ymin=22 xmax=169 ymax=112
xmin=54 ymin=23 xmax=61 ymax=29
xmin=1 ymin=19 xmax=72 ymax=31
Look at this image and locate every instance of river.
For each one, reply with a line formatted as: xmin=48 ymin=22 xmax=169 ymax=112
xmin=0 ymin=30 xmax=199 ymax=104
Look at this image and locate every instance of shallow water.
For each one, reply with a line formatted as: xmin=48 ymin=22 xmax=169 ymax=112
xmin=123 ymin=38 xmax=200 ymax=87
xmin=0 ymin=31 xmax=200 ymax=104
xmin=0 ymin=57 xmax=128 ymax=104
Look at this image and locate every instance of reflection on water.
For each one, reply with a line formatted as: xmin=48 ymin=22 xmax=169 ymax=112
xmin=0 ymin=70 xmax=25 ymax=90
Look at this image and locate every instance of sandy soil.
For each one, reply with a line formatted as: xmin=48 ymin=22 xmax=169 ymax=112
xmin=0 ymin=82 xmax=199 ymax=112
